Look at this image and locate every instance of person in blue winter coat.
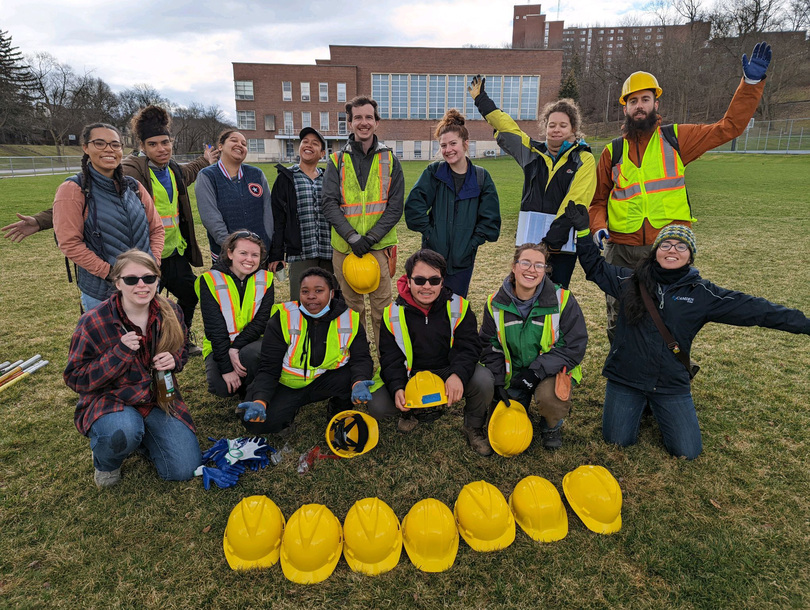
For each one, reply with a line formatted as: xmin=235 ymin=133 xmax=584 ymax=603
xmin=405 ymin=109 xmax=501 ymax=297
xmin=564 ymin=203 xmax=810 ymax=459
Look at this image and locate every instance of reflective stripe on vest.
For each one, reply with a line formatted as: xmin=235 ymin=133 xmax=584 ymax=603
xmin=607 ymin=126 xmax=693 ymax=233
xmin=195 ymin=270 xmax=270 ymax=358
xmin=328 ymin=148 xmax=397 ymax=253
xmin=487 ymin=288 xmax=581 ymax=385
xmin=382 ymin=294 xmax=469 ymax=376
xmin=277 ymin=302 xmax=360 ymax=388
xmin=149 ymin=167 xmax=185 ymax=258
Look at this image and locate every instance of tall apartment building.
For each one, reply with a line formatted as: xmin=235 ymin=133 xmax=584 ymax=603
xmin=512 ymin=4 xmax=565 ymax=49
xmin=233 ymin=44 xmax=561 ymax=162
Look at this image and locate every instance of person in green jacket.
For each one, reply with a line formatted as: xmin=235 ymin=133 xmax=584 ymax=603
xmin=468 ymin=76 xmax=595 ymax=288
xmin=404 ymin=109 xmax=501 ymax=297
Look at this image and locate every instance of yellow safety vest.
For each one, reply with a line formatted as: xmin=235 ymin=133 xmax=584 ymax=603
xmin=150 ymin=168 xmax=186 ymax=258
xmin=195 ymin=270 xmax=271 ymax=358
xmin=487 ymin=287 xmax=582 ymax=386
xmin=607 ymin=126 xmax=694 ymax=233
xmin=275 ymin=302 xmax=360 ymax=388
xmin=329 ymin=148 xmax=397 ymax=253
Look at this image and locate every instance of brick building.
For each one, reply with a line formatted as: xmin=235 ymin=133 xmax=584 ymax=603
xmin=512 ymin=4 xmax=564 ymax=50
xmin=232 ymin=42 xmax=562 ymax=162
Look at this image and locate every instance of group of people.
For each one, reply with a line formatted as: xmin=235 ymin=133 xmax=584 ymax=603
xmin=5 ymin=41 xmax=809 ymax=487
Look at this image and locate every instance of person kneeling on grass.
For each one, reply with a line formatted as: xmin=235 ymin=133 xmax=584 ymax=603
xmin=196 ymin=230 xmax=274 ymax=400
xmin=479 ymin=242 xmax=588 ymax=450
xmin=236 ymin=268 xmax=374 ymax=435
xmin=564 ymin=202 xmax=810 ymax=459
xmin=367 ymin=249 xmax=493 ymax=456
xmin=65 ymin=249 xmax=201 ymax=488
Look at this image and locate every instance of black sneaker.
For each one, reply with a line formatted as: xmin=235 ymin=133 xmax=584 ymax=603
xmin=541 ymin=427 xmax=563 ymax=450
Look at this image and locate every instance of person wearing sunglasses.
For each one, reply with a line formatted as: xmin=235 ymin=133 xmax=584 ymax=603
xmin=195 ymin=129 xmax=273 ymax=264
xmin=404 ymin=109 xmax=500 ymax=298
xmin=367 ymin=249 xmax=493 ymax=455
xmin=51 ymin=123 xmax=164 ymax=312
xmin=235 ymin=267 xmax=373 ymax=435
xmin=479 ymin=242 xmax=588 ymax=450
xmin=564 ymin=203 xmax=810 ymax=459
xmin=196 ymin=230 xmax=274 ymax=400
xmin=65 ymin=249 xmax=201 ymax=488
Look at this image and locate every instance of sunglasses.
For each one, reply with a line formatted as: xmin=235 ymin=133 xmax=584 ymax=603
xmin=410 ymin=275 xmax=442 ymax=286
xmin=234 ymin=230 xmax=261 ymax=240
xmin=120 ymin=275 xmax=159 ymax=286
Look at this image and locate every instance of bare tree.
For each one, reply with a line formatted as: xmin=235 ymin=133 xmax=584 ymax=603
xmin=786 ymin=0 xmax=810 ymax=28
xmin=710 ymin=0 xmax=786 ymax=37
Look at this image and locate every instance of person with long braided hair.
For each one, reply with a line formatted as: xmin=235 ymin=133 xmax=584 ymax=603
xmin=52 ymin=123 xmax=164 ymax=312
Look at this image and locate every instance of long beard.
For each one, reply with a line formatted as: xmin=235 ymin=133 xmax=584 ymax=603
xmin=623 ymin=109 xmax=660 ymax=139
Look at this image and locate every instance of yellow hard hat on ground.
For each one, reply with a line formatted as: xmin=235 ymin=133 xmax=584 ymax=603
xmin=509 ymin=476 xmax=568 ymax=542
xmin=404 ymin=370 xmax=447 ymax=409
xmin=402 ymin=498 xmax=459 ymax=572
xmin=223 ymin=496 xmax=286 ymax=571
xmin=342 ymin=253 xmax=380 ymax=294
xmin=488 ymin=399 xmax=533 ymax=457
xmin=454 ymin=480 xmax=515 ymax=552
xmin=343 ymin=497 xmax=402 ymax=576
xmin=325 ymin=410 xmax=379 ymax=458
xmin=281 ymin=504 xmax=343 ymax=584
xmin=620 ymin=71 xmax=663 ymax=105
xmin=562 ymin=465 xmax=622 ymax=534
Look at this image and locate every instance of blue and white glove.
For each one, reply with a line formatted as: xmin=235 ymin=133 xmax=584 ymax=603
xmin=351 ymin=380 xmax=374 ymax=405
xmin=593 ymin=228 xmax=610 ymax=250
xmin=237 ymin=401 xmax=266 ymax=422
xmin=194 ymin=465 xmax=241 ymax=490
xmin=220 ymin=436 xmax=270 ymax=466
xmin=201 ymin=437 xmax=229 ymax=463
xmin=742 ymin=41 xmax=771 ymax=83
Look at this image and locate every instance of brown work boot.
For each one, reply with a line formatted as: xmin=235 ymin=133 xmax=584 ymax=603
xmin=463 ymin=425 xmax=493 ymax=456
xmin=397 ymin=415 xmax=419 ymax=434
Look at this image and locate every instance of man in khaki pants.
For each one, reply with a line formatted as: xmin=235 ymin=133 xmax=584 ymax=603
xmin=321 ymin=95 xmax=404 ymax=348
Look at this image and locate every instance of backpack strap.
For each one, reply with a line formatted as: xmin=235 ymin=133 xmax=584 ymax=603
xmin=660 ymin=124 xmax=680 ymax=154
xmin=475 ymin=165 xmax=485 ymax=190
xmin=610 ymin=136 xmax=624 ymax=168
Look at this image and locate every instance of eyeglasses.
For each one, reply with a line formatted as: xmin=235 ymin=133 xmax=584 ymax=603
xmin=658 ymin=241 xmax=689 ymax=252
xmin=89 ymin=139 xmax=123 ymax=151
xmin=120 ymin=274 xmax=158 ymax=286
xmin=410 ymin=275 xmax=442 ymax=286
xmin=516 ymin=259 xmax=547 ymax=272
xmin=234 ymin=230 xmax=261 ymax=240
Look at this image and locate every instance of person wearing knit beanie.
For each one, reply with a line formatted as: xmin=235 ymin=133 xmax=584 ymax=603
xmin=652 ymin=224 xmax=697 ymax=258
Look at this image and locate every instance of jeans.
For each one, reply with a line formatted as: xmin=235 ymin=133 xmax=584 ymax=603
xmin=602 ymin=379 xmax=702 ymax=460
xmin=81 ymin=292 xmax=105 ymax=312
xmin=443 ymin=267 xmax=474 ymax=298
xmin=88 ymin=406 xmax=201 ymax=480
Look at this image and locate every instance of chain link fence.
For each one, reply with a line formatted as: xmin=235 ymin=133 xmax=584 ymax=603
xmin=0 ymin=153 xmax=203 ymax=178
xmin=712 ymin=118 xmax=810 ymax=153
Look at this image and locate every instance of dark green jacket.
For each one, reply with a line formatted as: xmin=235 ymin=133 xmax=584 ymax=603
xmin=404 ymin=160 xmax=500 ymax=275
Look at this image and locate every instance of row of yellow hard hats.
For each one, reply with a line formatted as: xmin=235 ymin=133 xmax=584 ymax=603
xmin=223 ymin=465 xmax=622 ymax=583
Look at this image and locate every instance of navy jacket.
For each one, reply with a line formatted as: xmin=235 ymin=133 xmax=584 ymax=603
xmin=577 ymin=237 xmax=810 ymax=393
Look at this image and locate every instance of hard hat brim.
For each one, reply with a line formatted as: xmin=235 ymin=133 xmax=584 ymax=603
xmin=508 ymin=477 xmax=568 ymax=542
xmin=488 ymin=400 xmax=533 ymax=457
xmin=562 ymin=466 xmax=623 ymax=535
xmin=401 ymin=499 xmax=459 ymax=573
xmin=344 ymin=542 xmax=402 ymax=576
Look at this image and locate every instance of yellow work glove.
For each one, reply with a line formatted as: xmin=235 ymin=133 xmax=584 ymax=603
xmin=468 ymin=74 xmax=485 ymax=100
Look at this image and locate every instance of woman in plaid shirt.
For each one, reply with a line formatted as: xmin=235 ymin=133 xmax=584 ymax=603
xmin=65 ymin=249 xmax=200 ymax=488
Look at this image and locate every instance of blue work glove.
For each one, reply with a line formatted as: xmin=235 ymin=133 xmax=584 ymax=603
xmin=194 ymin=465 xmax=241 ymax=490
xmin=201 ymin=437 xmax=229 ymax=463
xmin=350 ymin=236 xmax=373 ymax=257
xmin=220 ymin=436 xmax=270 ymax=466
xmin=511 ymin=370 xmax=541 ymax=393
xmin=742 ymin=41 xmax=771 ymax=82
xmin=593 ymin=228 xmax=610 ymax=250
xmin=237 ymin=401 xmax=266 ymax=423
xmin=564 ymin=201 xmax=591 ymax=232
xmin=351 ymin=380 xmax=374 ymax=404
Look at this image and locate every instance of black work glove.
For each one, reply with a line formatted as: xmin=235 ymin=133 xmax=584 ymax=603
xmin=511 ymin=370 xmax=541 ymax=393
xmin=350 ymin=236 xmax=373 ymax=257
xmin=495 ymin=386 xmax=510 ymax=406
xmin=564 ymin=200 xmax=591 ymax=232
xmin=543 ymin=215 xmax=573 ymax=250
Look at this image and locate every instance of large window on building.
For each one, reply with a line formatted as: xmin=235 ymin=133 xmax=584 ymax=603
xmin=248 ymin=139 xmax=264 ymax=153
xmin=414 ymin=140 xmax=422 ymax=160
xmin=410 ymin=75 xmax=426 ymax=119
xmin=234 ymin=80 xmax=254 ymax=100
xmin=501 ymin=76 xmax=521 ymax=118
xmin=519 ymin=76 xmax=539 ymax=120
xmin=338 ymin=112 xmax=347 ymax=135
xmin=447 ymin=75 xmax=467 ymax=115
xmin=319 ymin=82 xmax=328 ymax=102
xmin=264 ymin=114 xmax=275 ymax=131
xmin=283 ymin=111 xmax=293 ymax=134
xmin=337 ymin=82 xmax=347 ymax=103
xmin=301 ymin=112 xmax=311 ymax=128
xmin=237 ymin=110 xmax=255 ymax=130
xmin=320 ymin=112 xmax=329 ymax=132
xmin=429 ymin=75 xmax=446 ymax=120
xmin=372 ymin=74 xmax=390 ymax=119
xmin=282 ymin=81 xmax=292 ymax=101
xmin=395 ymin=141 xmax=403 ymax=158
xmin=391 ymin=74 xmax=408 ymax=119
xmin=301 ymin=82 xmax=311 ymax=101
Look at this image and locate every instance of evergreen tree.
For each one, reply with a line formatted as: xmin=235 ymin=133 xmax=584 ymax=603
xmin=559 ymin=69 xmax=580 ymax=102
xmin=0 ymin=30 xmax=34 ymax=142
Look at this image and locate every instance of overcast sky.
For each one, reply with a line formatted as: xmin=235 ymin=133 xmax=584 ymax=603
xmin=6 ymin=0 xmax=651 ymax=120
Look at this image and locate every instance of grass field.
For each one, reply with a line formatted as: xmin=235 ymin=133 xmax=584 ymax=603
xmin=0 ymin=154 xmax=808 ymax=609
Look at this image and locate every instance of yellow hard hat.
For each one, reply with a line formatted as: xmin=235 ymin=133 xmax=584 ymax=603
xmin=342 ymin=252 xmax=380 ymax=294
xmin=280 ymin=504 xmax=343 ymax=584
xmin=404 ymin=370 xmax=447 ymax=409
xmin=562 ymin=465 xmax=622 ymax=534
xmin=509 ymin=476 xmax=568 ymax=543
xmin=454 ymin=480 xmax=515 ymax=552
xmin=325 ymin=410 xmax=379 ymax=458
xmin=620 ymin=71 xmax=663 ymax=105
xmin=223 ymin=496 xmax=286 ymax=571
xmin=343 ymin=497 xmax=402 ymax=576
xmin=402 ymin=498 xmax=459 ymax=572
xmin=488 ymin=399 xmax=533 ymax=457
